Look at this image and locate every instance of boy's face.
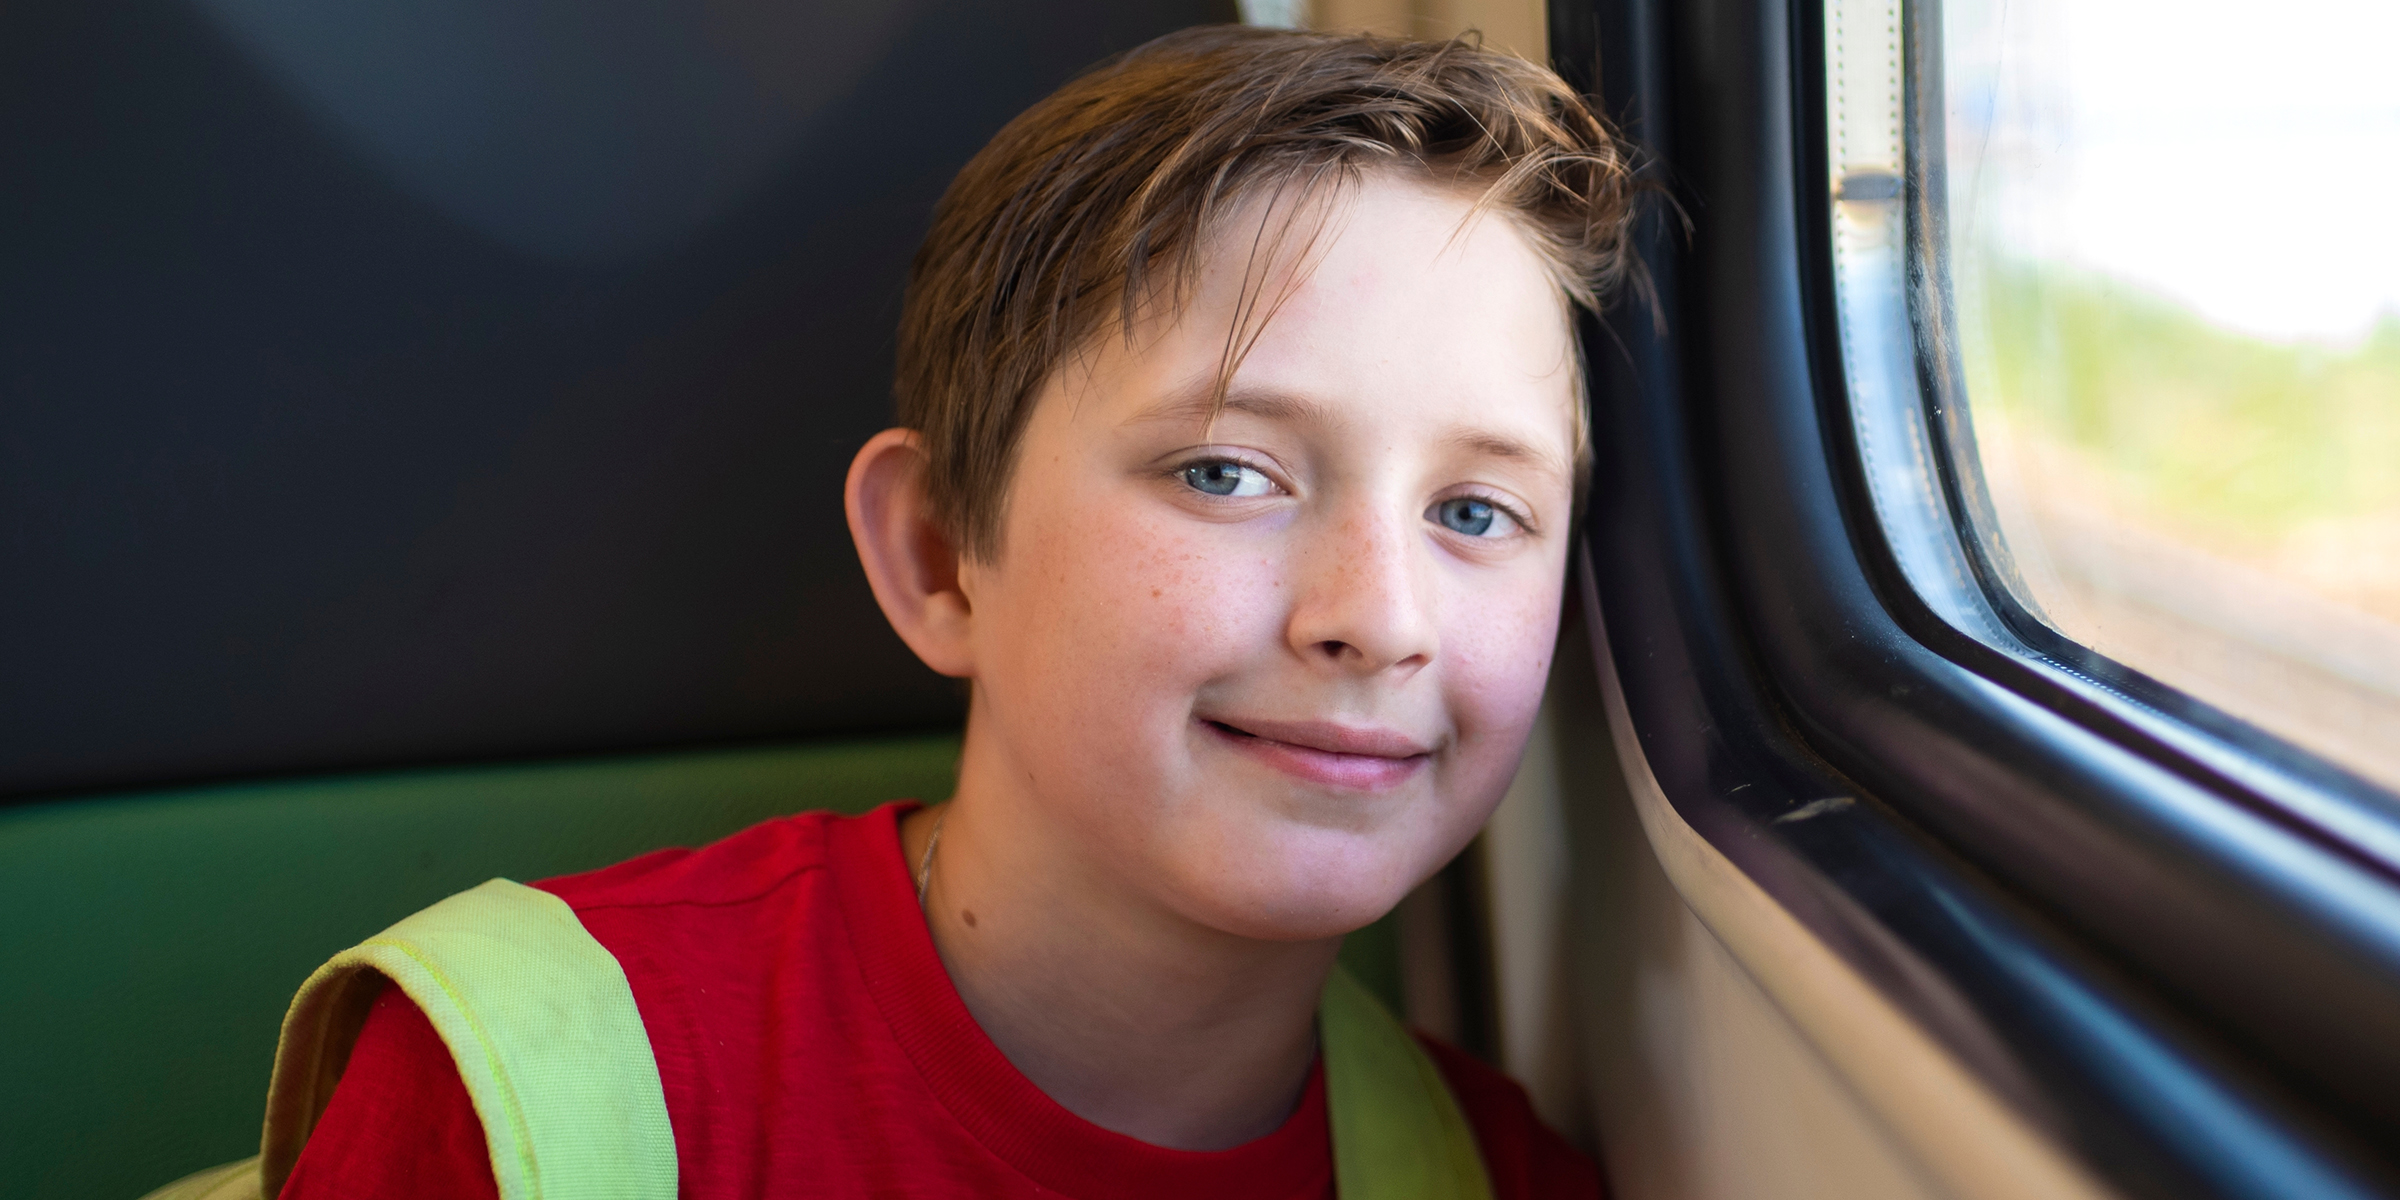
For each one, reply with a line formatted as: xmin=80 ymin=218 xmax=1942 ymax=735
xmin=959 ymin=173 xmax=1579 ymax=940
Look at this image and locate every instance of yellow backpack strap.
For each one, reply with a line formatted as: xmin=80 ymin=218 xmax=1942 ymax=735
xmin=253 ymin=878 xmax=677 ymax=1200
xmin=1319 ymin=966 xmax=1495 ymax=1200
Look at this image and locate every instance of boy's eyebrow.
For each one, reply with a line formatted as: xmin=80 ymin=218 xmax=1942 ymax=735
xmin=1129 ymin=383 xmax=1333 ymax=429
xmin=1443 ymin=428 xmax=1570 ymax=482
xmin=1133 ymin=382 xmax=1571 ymax=481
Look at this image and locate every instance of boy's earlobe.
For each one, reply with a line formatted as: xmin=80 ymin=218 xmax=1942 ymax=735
xmin=845 ymin=429 xmax=977 ymax=678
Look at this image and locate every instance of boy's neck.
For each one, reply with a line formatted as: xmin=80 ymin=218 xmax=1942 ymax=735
xmin=899 ymin=778 xmax=1340 ymax=1151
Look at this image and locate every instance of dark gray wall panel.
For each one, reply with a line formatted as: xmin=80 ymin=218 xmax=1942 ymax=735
xmin=0 ymin=0 xmax=1235 ymax=797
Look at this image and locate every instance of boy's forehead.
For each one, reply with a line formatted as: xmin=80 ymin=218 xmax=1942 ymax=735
xmin=1080 ymin=175 xmax=1579 ymax=459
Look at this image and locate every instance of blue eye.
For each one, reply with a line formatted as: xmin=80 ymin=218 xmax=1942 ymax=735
xmin=1431 ymin=496 xmax=1509 ymax=537
xmin=1182 ymin=460 xmax=1271 ymax=497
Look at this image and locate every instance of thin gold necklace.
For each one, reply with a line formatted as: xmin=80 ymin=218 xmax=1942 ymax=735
xmin=915 ymin=809 xmax=946 ymax=909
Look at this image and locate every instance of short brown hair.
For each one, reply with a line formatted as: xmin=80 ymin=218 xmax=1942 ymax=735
xmin=894 ymin=25 xmax=1638 ymax=559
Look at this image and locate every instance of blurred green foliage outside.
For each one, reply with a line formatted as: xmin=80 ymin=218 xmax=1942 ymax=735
xmin=1972 ymin=257 xmax=2400 ymax=547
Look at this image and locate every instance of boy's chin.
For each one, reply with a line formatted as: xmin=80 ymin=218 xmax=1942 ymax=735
xmin=1182 ymin=895 xmax=1400 ymax=944
xmin=1076 ymin=770 xmax=1499 ymax=943
xmin=1148 ymin=840 xmax=1431 ymax=944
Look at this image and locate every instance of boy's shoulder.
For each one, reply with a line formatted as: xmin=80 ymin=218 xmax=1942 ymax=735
xmin=532 ymin=801 xmax=908 ymax=915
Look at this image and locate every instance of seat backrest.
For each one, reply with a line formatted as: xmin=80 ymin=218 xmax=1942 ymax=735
xmin=0 ymin=0 xmax=1226 ymax=799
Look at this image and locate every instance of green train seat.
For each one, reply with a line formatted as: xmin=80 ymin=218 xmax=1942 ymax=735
xmin=0 ymin=736 xmax=960 ymax=1200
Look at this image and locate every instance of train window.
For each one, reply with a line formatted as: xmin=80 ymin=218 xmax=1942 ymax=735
xmin=1829 ymin=0 xmax=2400 ymax=790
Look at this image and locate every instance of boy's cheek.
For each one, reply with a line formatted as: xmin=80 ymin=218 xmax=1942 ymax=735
xmin=1014 ymin=503 xmax=1275 ymax=666
xmin=1439 ymin=569 xmax=1566 ymax=713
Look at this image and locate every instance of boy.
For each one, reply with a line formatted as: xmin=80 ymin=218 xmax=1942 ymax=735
xmin=276 ymin=24 xmax=1632 ymax=1199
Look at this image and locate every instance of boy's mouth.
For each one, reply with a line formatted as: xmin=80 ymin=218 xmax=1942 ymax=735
xmin=1197 ymin=716 xmax=1433 ymax=791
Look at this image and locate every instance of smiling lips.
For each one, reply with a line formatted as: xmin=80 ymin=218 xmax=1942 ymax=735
xmin=1199 ymin=715 xmax=1434 ymax=790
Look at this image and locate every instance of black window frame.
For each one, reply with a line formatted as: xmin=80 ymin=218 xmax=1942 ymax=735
xmin=1550 ymin=0 xmax=2400 ymax=1193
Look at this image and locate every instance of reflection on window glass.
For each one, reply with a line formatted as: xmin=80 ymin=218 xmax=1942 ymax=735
xmin=1941 ymin=0 xmax=2400 ymax=787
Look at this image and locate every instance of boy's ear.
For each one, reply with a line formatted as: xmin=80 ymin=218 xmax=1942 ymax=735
xmin=845 ymin=428 xmax=976 ymax=678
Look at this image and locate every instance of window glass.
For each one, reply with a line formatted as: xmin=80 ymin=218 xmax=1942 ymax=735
xmin=1933 ymin=0 xmax=2400 ymax=787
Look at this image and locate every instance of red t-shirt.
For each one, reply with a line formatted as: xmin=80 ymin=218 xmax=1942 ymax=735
xmin=281 ymin=804 xmax=1601 ymax=1199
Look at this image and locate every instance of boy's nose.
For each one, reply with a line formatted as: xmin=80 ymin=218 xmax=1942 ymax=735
xmin=1285 ymin=506 xmax=1438 ymax=677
